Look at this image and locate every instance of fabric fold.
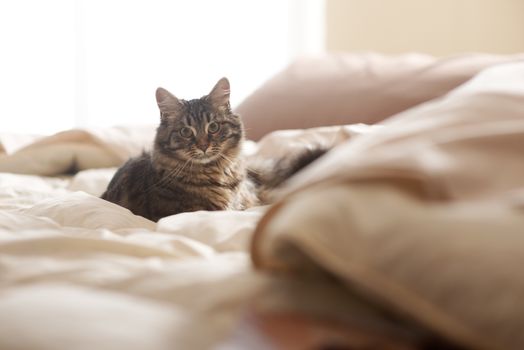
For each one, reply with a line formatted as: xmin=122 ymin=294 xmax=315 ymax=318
xmin=251 ymin=62 xmax=524 ymax=350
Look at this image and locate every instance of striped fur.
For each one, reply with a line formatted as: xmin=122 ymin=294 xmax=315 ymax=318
xmin=101 ymin=78 xmax=326 ymax=222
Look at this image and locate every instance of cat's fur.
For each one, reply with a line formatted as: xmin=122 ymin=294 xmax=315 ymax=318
xmin=101 ymin=78 xmax=325 ymax=222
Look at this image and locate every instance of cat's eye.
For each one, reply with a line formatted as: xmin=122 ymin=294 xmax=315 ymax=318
xmin=208 ymin=122 xmax=220 ymax=134
xmin=179 ymin=127 xmax=193 ymax=138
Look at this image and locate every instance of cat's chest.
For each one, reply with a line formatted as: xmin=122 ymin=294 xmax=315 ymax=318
xmin=161 ymin=168 xmax=241 ymax=209
xmin=185 ymin=183 xmax=238 ymax=212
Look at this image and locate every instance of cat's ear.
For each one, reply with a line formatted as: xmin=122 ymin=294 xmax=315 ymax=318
xmin=207 ymin=77 xmax=230 ymax=110
xmin=156 ymin=87 xmax=181 ymax=119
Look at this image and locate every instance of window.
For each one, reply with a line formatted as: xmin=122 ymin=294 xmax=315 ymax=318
xmin=0 ymin=0 xmax=324 ymax=134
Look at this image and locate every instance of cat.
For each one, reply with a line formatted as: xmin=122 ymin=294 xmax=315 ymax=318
xmin=101 ymin=78 xmax=325 ymax=222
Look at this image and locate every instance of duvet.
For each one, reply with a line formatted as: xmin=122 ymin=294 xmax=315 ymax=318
xmin=1 ymin=61 xmax=524 ymax=350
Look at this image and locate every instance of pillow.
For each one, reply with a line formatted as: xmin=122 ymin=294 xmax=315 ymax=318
xmin=236 ymin=52 xmax=524 ymax=140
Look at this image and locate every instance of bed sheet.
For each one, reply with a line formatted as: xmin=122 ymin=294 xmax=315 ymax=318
xmin=0 ymin=121 xmax=370 ymax=349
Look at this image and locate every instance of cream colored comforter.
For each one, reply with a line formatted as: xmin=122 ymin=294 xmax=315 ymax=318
xmin=253 ymin=62 xmax=524 ymax=350
xmin=1 ymin=61 xmax=524 ymax=350
xmin=0 ymin=113 xmax=366 ymax=348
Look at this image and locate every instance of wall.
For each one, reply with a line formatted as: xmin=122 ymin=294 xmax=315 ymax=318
xmin=326 ymin=0 xmax=524 ymax=56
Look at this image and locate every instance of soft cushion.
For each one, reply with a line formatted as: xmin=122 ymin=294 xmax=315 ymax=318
xmin=236 ymin=52 xmax=524 ymax=140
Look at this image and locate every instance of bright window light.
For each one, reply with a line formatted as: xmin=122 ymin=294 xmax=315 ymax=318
xmin=0 ymin=0 xmax=324 ymax=135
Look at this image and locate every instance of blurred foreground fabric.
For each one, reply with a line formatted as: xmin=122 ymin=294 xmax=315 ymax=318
xmin=252 ymin=62 xmax=524 ymax=350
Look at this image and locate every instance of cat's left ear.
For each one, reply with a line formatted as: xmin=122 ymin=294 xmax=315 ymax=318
xmin=207 ymin=77 xmax=230 ymax=111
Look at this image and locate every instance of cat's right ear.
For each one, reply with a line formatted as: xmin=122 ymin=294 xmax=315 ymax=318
xmin=156 ymin=87 xmax=181 ymax=120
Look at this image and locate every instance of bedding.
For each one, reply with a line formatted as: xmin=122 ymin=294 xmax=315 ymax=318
xmin=0 ymin=58 xmax=523 ymax=349
xmin=237 ymin=52 xmax=524 ymax=140
xmin=253 ymin=61 xmax=524 ymax=350
xmin=0 ymin=121 xmax=373 ymax=349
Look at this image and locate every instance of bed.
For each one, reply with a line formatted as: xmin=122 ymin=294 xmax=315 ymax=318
xmin=1 ymin=53 xmax=523 ymax=350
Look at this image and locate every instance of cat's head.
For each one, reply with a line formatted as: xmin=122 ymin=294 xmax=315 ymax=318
xmin=154 ymin=78 xmax=243 ymax=164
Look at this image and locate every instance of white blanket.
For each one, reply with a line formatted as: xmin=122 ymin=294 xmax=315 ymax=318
xmin=0 ymin=121 xmax=367 ymax=349
xmin=252 ymin=62 xmax=524 ymax=350
xmin=3 ymin=61 xmax=524 ymax=350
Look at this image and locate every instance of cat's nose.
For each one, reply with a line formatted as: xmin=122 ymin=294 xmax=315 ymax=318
xmin=196 ymin=142 xmax=209 ymax=152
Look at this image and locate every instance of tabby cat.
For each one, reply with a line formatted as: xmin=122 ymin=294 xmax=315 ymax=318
xmin=101 ymin=78 xmax=324 ymax=222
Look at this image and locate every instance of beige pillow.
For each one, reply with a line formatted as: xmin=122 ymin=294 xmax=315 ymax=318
xmin=236 ymin=52 xmax=524 ymax=140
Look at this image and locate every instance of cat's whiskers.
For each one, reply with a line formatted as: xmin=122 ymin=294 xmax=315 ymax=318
xmin=160 ymin=158 xmax=193 ymax=187
xmin=144 ymin=157 xmax=191 ymax=194
xmin=171 ymin=158 xmax=193 ymax=178
xmin=210 ymin=147 xmax=222 ymax=157
xmin=218 ymin=154 xmax=237 ymax=170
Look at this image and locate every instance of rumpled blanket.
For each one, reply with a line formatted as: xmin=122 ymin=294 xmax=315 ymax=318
xmin=0 ymin=118 xmax=369 ymax=348
xmin=1 ymin=61 xmax=524 ymax=349
xmin=252 ymin=62 xmax=524 ymax=350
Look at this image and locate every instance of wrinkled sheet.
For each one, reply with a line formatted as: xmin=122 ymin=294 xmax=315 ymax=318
xmin=252 ymin=62 xmax=524 ymax=350
xmin=0 ymin=119 xmax=369 ymax=349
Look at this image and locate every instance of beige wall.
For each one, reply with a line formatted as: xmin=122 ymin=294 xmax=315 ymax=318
xmin=326 ymin=0 xmax=524 ymax=56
